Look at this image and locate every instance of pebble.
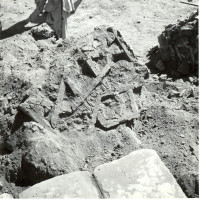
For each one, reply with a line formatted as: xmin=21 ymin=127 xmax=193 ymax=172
xmin=7 ymin=96 xmax=12 ymax=101
xmin=159 ymin=74 xmax=167 ymax=81
xmin=180 ymin=134 xmax=185 ymax=138
xmin=159 ymin=133 xmax=165 ymax=137
xmin=188 ymin=76 xmax=194 ymax=83
xmin=181 ymin=141 xmax=186 ymax=145
xmin=160 ymin=141 xmax=165 ymax=145
xmin=57 ymin=39 xmax=63 ymax=47
xmin=162 ymin=154 xmax=168 ymax=158
xmin=183 ymin=152 xmax=187 ymax=157
xmin=168 ymin=90 xmax=180 ymax=98
xmin=152 ymin=75 xmax=158 ymax=80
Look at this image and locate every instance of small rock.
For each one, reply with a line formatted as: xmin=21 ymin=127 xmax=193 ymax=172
xmin=92 ymin=40 xmax=101 ymax=48
xmin=31 ymin=23 xmax=54 ymax=39
xmin=135 ymin=66 xmax=149 ymax=79
xmin=57 ymin=38 xmax=63 ymax=47
xmin=168 ymin=90 xmax=180 ymax=98
xmin=156 ymin=60 xmax=165 ymax=71
xmin=123 ymin=127 xmax=142 ymax=146
xmin=183 ymin=152 xmax=188 ymax=157
xmin=0 ymin=193 xmax=13 ymax=199
xmin=159 ymin=74 xmax=167 ymax=81
xmin=163 ymin=154 xmax=169 ymax=158
xmin=188 ymin=76 xmax=194 ymax=83
xmin=81 ymin=46 xmax=94 ymax=52
xmin=0 ymin=181 xmax=2 ymax=190
xmin=160 ymin=140 xmax=165 ymax=145
xmin=177 ymin=61 xmax=190 ymax=75
xmin=167 ymin=77 xmax=173 ymax=82
xmin=7 ymin=96 xmax=12 ymax=101
xmin=160 ymin=133 xmax=165 ymax=137
xmin=181 ymin=141 xmax=186 ymax=145
xmin=51 ymin=38 xmax=57 ymax=44
xmin=111 ymin=152 xmax=115 ymax=157
xmin=0 ymin=52 xmax=3 ymax=61
xmin=180 ymin=134 xmax=185 ymax=138
xmin=152 ymin=75 xmax=158 ymax=80
xmin=0 ymin=98 xmax=8 ymax=110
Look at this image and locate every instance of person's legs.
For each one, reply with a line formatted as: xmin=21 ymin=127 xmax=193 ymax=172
xmin=45 ymin=0 xmax=69 ymax=39
xmin=51 ymin=1 xmax=62 ymax=39
xmin=46 ymin=12 xmax=54 ymax=29
xmin=61 ymin=11 xmax=68 ymax=39
xmin=28 ymin=0 xmax=47 ymax=23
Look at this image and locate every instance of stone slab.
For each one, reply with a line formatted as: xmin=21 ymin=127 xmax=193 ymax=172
xmin=0 ymin=193 xmax=13 ymax=199
xmin=19 ymin=171 xmax=101 ymax=199
xmin=94 ymin=149 xmax=186 ymax=198
xmin=97 ymin=89 xmax=139 ymax=128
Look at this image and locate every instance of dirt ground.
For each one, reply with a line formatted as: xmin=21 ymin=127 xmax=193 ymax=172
xmin=0 ymin=0 xmax=199 ymax=198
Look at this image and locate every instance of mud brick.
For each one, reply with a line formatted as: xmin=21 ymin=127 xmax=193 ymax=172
xmin=85 ymin=59 xmax=100 ymax=77
xmin=0 ymin=97 xmax=8 ymax=111
xmin=128 ymin=89 xmax=139 ymax=116
xmin=81 ymin=46 xmax=94 ymax=52
xmin=110 ymin=28 xmax=134 ymax=62
xmin=97 ymin=89 xmax=139 ymax=129
xmin=64 ymin=77 xmax=81 ymax=97
xmin=106 ymin=31 xmax=116 ymax=46
xmin=60 ymin=101 xmax=72 ymax=115
xmin=72 ymin=64 xmax=111 ymax=113
xmin=18 ymin=91 xmax=54 ymax=132
xmin=19 ymin=102 xmax=54 ymax=133
xmin=91 ymin=51 xmax=100 ymax=60
xmin=109 ymin=43 xmax=122 ymax=55
xmin=177 ymin=61 xmax=190 ymax=75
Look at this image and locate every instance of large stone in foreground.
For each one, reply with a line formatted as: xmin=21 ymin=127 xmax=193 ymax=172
xmin=94 ymin=149 xmax=186 ymax=198
xmin=19 ymin=171 xmax=101 ymax=199
xmin=0 ymin=193 xmax=13 ymax=199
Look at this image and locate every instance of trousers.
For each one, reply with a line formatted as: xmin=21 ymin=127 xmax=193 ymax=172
xmin=29 ymin=0 xmax=75 ymax=39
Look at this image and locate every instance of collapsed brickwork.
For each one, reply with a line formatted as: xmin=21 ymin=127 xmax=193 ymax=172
xmin=0 ymin=27 xmax=147 ymax=196
xmin=149 ymin=11 xmax=198 ymax=78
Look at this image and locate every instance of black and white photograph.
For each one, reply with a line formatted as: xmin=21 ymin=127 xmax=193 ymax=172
xmin=0 ymin=0 xmax=199 ymax=198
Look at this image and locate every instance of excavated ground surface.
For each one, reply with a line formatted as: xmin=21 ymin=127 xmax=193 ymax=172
xmin=0 ymin=0 xmax=199 ymax=198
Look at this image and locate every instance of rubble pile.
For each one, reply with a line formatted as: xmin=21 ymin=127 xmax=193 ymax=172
xmin=152 ymin=11 xmax=198 ymax=77
xmin=0 ymin=27 xmax=147 ymax=196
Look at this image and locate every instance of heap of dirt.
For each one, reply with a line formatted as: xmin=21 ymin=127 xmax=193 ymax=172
xmin=0 ymin=26 xmax=147 ymax=197
xmin=147 ymin=11 xmax=198 ymax=79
